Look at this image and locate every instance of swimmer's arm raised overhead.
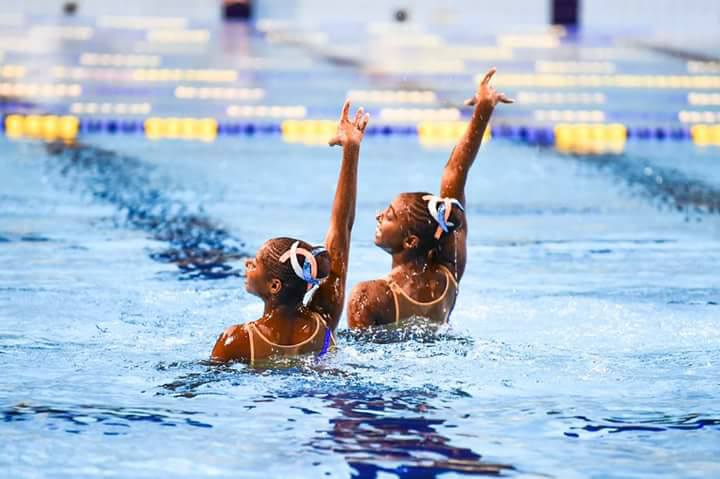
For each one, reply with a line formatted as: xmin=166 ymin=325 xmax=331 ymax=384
xmin=436 ymin=68 xmax=512 ymax=279
xmin=308 ymin=101 xmax=369 ymax=330
xmin=439 ymin=67 xmax=513 ymax=205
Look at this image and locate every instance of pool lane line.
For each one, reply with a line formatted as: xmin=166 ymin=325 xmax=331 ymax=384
xmin=4 ymin=114 xmax=720 ymax=149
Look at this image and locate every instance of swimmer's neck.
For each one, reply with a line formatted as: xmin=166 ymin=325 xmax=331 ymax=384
xmin=391 ymin=251 xmax=432 ymax=274
xmin=262 ymin=299 xmax=305 ymax=319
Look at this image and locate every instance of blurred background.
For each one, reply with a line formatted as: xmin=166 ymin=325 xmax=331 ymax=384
xmin=2 ymin=0 xmax=720 ymax=148
xmin=1 ymin=2 xmax=719 ymax=479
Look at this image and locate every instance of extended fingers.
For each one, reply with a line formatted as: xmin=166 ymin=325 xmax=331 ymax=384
xmin=481 ymin=67 xmax=497 ymax=85
xmin=340 ymin=100 xmax=351 ymax=122
xmin=353 ymin=106 xmax=365 ymax=127
xmin=359 ymin=112 xmax=370 ymax=132
xmin=497 ymin=92 xmax=514 ymax=104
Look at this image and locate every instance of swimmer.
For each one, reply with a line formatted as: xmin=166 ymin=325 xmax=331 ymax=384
xmin=211 ymin=101 xmax=369 ymax=363
xmin=348 ymin=67 xmax=512 ymax=328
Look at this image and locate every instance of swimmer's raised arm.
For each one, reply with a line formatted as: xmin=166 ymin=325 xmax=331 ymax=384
xmin=439 ymin=67 xmax=513 ymax=205
xmin=308 ymin=100 xmax=369 ymax=330
xmin=434 ymin=68 xmax=512 ymax=280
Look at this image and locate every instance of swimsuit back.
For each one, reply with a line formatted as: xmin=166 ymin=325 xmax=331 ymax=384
xmin=387 ymin=265 xmax=458 ymax=324
xmin=244 ymin=313 xmax=336 ymax=364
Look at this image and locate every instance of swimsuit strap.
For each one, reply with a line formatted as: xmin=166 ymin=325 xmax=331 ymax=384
xmin=387 ymin=268 xmax=452 ymax=307
xmin=438 ymin=264 xmax=459 ymax=288
xmin=318 ymin=326 xmax=332 ymax=356
xmin=387 ymin=266 xmax=458 ymax=324
xmin=250 ymin=315 xmax=321 ymax=350
xmin=244 ymin=323 xmax=255 ymax=365
xmin=386 ymin=280 xmax=401 ymax=323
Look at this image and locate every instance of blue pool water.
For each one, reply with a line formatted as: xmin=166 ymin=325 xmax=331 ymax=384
xmin=3 ymin=134 xmax=719 ymax=478
xmin=2 ymin=10 xmax=720 ymax=479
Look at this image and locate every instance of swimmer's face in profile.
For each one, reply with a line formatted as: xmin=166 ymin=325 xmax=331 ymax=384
xmin=244 ymin=242 xmax=281 ymax=298
xmin=375 ymin=192 xmax=462 ymax=256
xmin=375 ymin=194 xmax=416 ymax=254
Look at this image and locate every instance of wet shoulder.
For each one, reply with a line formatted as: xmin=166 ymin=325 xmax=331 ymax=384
xmin=349 ymin=279 xmax=395 ymax=328
xmin=211 ymin=323 xmax=252 ymax=363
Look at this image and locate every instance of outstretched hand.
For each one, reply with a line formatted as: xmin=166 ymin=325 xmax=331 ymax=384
xmin=464 ymin=67 xmax=514 ymax=109
xmin=329 ymin=100 xmax=370 ymax=147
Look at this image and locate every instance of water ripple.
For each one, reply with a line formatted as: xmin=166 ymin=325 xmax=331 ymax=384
xmin=1 ymin=402 xmax=214 ymax=434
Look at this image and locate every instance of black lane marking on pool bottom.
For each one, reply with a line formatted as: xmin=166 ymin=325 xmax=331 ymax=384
xmin=44 ymin=141 xmax=248 ymax=280
xmin=566 ymin=151 xmax=720 ymax=216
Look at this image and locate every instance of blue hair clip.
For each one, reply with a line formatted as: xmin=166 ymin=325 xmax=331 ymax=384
xmin=436 ymin=203 xmax=450 ymax=233
xmin=423 ymin=195 xmax=465 ymax=239
xmin=302 ymin=260 xmax=320 ymax=287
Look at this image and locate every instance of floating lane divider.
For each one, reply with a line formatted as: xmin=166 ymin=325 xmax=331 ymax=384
xmin=554 ymin=123 xmax=627 ymax=155
xmin=691 ymin=124 xmax=720 ymax=146
xmin=144 ymin=117 xmax=218 ymax=142
xmin=418 ymin=120 xmax=491 ymax=147
xmin=281 ymin=119 xmax=336 ymax=145
xmin=4 ymin=114 xmax=79 ymax=141
xmin=3 ymin=114 xmax=720 ymax=150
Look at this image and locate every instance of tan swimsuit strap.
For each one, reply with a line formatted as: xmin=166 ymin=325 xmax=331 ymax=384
xmin=248 ymin=315 xmax=321 ymax=350
xmin=387 ymin=265 xmax=457 ymax=306
xmin=243 ymin=323 xmax=255 ymax=364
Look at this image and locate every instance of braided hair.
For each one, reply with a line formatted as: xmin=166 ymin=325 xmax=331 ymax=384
xmin=396 ymin=192 xmax=464 ymax=255
xmin=258 ymin=237 xmax=331 ymax=303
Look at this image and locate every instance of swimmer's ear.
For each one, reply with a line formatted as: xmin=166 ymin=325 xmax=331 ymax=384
xmin=403 ymin=235 xmax=419 ymax=250
xmin=269 ymin=278 xmax=282 ymax=294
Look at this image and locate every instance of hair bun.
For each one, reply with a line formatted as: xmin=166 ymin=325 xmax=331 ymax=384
xmin=445 ymin=205 xmax=464 ymax=234
xmin=312 ymin=248 xmax=331 ymax=280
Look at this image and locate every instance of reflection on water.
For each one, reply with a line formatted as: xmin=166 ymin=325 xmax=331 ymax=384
xmin=154 ymin=355 xmax=514 ymax=477
xmin=312 ymin=392 xmax=514 ymax=478
xmin=157 ymin=360 xmax=255 ymax=398
xmin=1 ymin=402 xmax=212 ymax=434
xmin=551 ymin=410 xmax=720 ymax=437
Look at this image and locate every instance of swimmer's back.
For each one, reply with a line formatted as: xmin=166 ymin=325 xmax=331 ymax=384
xmin=348 ymin=264 xmax=457 ymax=328
xmin=212 ymin=311 xmax=335 ymax=364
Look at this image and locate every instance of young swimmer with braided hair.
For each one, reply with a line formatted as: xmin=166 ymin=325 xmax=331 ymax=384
xmin=348 ymin=68 xmax=513 ymax=329
xmin=211 ymin=101 xmax=369 ymax=363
